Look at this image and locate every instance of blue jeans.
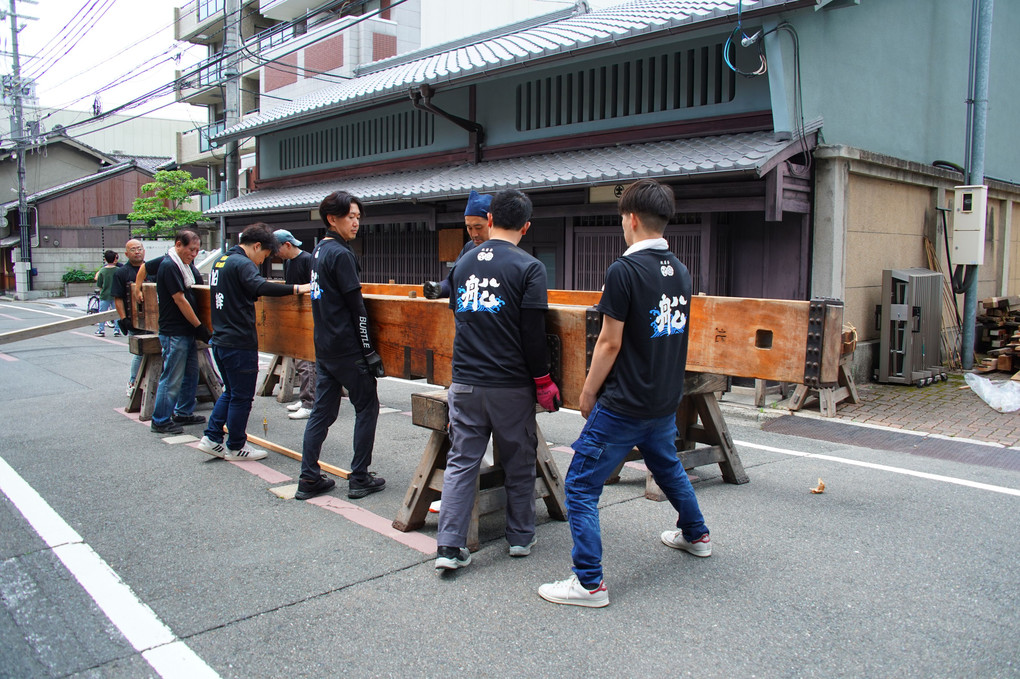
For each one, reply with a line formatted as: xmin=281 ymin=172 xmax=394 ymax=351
xmin=151 ymin=334 xmax=198 ymax=426
xmin=565 ymin=402 xmax=709 ymax=588
xmin=97 ymin=299 xmax=114 ymax=332
xmin=204 ymin=346 xmax=258 ymax=451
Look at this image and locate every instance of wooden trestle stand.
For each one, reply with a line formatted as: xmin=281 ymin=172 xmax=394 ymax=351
xmin=392 ymin=391 xmax=567 ymax=552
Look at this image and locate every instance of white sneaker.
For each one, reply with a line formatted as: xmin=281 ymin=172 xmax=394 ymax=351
xmin=288 ymin=407 xmax=312 ymax=420
xmin=538 ymin=574 xmax=609 ymax=608
xmin=428 ymin=499 xmax=441 ymax=514
xmin=197 ymin=436 xmax=226 ymax=458
xmin=660 ymin=530 xmax=712 ymax=557
xmin=286 ymin=401 xmax=303 ymax=412
xmin=509 ymin=536 xmax=537 ymax=557
xmin=224 ymin=444 xmax=267 ymax=461
xmin=126 ymin=382 xmax=134 ymax=397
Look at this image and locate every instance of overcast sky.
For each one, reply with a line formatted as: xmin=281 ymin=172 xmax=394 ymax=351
xmin=2 ymin=0 xmax=627 ymax=123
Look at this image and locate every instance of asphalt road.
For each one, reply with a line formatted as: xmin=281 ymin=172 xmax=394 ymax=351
xmin=1 ymin=299 xmax=1018 ymax=678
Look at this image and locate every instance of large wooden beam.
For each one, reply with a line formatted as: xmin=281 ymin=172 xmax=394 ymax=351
xmin=134 ymin=283 xmax=843 ymax=411
xmin=0 ymin=309 xmax=118 ymax=346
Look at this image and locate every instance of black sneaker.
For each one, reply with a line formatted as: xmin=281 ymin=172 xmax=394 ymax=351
xmin=348 ymin=473 xmax=385 ymax=499
xmin=295 ymin=474 xmax=336 ymax=501
xmin=172 ymin=414 xmax=206 ymax=425
xmin=435 ymin=546 xmax=471 ymax=570
xmin=150 ymin=420 xmax=183 ymax=434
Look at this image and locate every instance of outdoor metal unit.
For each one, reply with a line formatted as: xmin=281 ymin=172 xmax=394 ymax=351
xmin=876 ymin=268 xmax=947 ymax=386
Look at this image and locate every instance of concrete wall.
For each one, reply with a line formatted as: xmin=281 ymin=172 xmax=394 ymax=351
xmin=813 ymin=145 xmax=1020 ymax=382
xmin=31 ymin=248 xmax=103 ymax=292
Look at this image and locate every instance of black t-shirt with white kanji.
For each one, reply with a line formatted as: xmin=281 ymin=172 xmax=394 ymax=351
xmin=309 ymin=235 xmax=363 ymax=358
xmin=156 ymin=256 xmax=203 ymax=337
xmin=449 ymin=239 xmax=548 ymax=387
xmin=596 ymin=247 xmax=692 ymax=419
xmin=209 ymin=245 xmax=292 ymax=350
xmin=284 ymin=249 xmax=313 ymax=285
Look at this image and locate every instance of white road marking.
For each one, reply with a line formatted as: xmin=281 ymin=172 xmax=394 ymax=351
xmin=735 ymin=439 xmax=1020 ymax=497
xmin=0 ymin=456 xmax=220 ymax=678
xmin=0 ymin=303 xmax=77 ymax=319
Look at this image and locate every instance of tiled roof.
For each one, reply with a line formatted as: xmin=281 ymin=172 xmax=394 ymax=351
xmin=205 ymin=128 xmax=805 ymax=216
xmin=109 ymin=155 xmax=172 ymax=173
xmin=0 ymin=161 xmax=151 ymax=211
xmin=217 ymin=0 xmax=797 ymax=141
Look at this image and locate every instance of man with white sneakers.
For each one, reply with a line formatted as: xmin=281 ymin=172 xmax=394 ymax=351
xmin=275 ymin=228 xmax=316 ymax=421
xmin=196 ymin=223 xmax=310 ymax=461
xmin=538 ymin=179 xmax=711 ymax=608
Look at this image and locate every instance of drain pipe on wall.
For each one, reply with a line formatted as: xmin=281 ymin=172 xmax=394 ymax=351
xmin=959 ymin=0 xmax=994 ymax=370
xmin=410 ymin=84 xmax=485 ymax=164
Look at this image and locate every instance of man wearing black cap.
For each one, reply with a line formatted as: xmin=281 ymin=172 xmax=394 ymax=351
xmin=275 ymin=229 xmax=316 ymax=420
xmin=423 ymin=190 xmax=492 ymax=299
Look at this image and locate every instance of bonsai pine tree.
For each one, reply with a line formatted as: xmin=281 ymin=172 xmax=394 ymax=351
xmin=129 ymin=170 xmax=212 ymax=238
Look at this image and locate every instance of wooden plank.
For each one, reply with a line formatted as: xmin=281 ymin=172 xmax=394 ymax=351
xmin=0 ymin=309 xmax=118 ymax=345
xmin=245 ymin=433 xmax=351 ymax=480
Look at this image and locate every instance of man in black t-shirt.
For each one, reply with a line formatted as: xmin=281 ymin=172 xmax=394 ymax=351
xmin=196 ymin=223 xmax=310 ymax=461
xmin=275 ymin=229 xmax=316 ymax=420
xmin=112 ymin=239 xmax=151 ymax=393
xmin=297 ymin=191 xmax=386 ymax=502
xmin=150 ymin=230 xmax=210 ymax=435
xmin=538 ymin=179 xmax=710 ymax=609
xmin=422 ymin=190 xmax=492 ymax=299
xmin=434 ymin=189 xmax=561 ymax=572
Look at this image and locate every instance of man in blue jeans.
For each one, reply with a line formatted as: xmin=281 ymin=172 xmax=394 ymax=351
xmin=197 ymin=223 xmax=310 ymax=461
xmin=538 ymin=179 xmax=710 ymax=608
xmin=150 ymin=230 xmax=210 ymax=435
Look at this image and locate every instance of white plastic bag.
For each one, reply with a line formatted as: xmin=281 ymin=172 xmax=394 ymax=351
xmin=964 ymin=372 xmax=1020 ymax=413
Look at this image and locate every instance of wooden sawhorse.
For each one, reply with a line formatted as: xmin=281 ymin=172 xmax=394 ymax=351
xmin=788 ymin=353 xmax=859 ymax=417
xmin=256 ymin=354 xmax=297 ymax=403
xmin=125 ymin=334 xmax=223 ymax=420
xmin=392 ymin=390 xmax=567 ymax=552
xmin=607 ymin=372 xmax=749 ymax=500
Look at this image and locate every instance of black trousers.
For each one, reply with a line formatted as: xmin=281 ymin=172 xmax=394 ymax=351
xmin=300 ymin=353 xmax=379 ymax=482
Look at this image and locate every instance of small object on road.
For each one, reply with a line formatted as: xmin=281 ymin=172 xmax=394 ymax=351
xmin=810 ymin=478 xmax=826 ymax=494
xmin=263 ymin=416 xmax=268 ymax=436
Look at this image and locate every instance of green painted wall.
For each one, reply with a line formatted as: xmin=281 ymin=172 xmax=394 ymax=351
xmin=777 ymin=0 xmax=1018 ymax=182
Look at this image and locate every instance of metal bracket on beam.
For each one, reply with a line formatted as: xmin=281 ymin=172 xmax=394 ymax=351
xmin=804 ymin=298 xmax=843 ymax=388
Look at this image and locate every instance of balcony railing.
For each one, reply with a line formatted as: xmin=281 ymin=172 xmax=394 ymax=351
xmin=195 ymin=57 xmax=225 ymax=87
xmin=201 ymin=190 xmax=225 ymax=213
xmin=195 ymin=0 xmax=224 ymax=21
xmin=199 ymin=121 xmax=226 ymax=152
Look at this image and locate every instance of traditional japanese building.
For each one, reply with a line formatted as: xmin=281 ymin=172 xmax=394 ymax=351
xmin=206 ymin=0 xmax=1020 ymax=379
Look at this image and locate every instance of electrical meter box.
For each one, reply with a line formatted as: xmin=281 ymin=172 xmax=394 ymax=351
xmin=952 ymin=185 xmax=987 ymax=266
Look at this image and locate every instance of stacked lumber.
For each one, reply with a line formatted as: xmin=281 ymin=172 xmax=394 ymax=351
xmin=976 ymin=296 xmax=1020 ymax=377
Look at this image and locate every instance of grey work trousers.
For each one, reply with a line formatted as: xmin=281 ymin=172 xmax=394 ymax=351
xmin=295 ymin=358 xmax=316 ymax=408
xmin=437 ymin=382 xmax=538 ymax=549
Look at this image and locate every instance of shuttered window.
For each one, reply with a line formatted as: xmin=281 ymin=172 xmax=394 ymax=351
xmin=516 ymin=43 xmax=735 ymax=132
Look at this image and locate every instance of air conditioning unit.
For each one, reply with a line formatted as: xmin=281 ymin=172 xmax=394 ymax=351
xmin=875 ymin=268 xmax=947 ymax=386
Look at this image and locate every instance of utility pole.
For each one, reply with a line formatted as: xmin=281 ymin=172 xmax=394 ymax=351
xmin=6 ymin=0 xmax=36 ymax=297
xmin=959 ymin=0 xmax=994 ymax=370
xmin=221 ymin=0 xmax=241 ymax=252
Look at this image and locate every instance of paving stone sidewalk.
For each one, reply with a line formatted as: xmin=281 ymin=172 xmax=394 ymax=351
xmin=798 ymin=371 xmax=1020 ymax=448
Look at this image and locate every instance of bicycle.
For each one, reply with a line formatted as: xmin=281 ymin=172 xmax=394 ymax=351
xmin=86 ymin=288 xmax=101 ymax=315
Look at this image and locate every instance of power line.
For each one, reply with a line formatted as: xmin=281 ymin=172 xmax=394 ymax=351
xmin=31 ymin=0 xmax=409 ymax=140
xmin=24 ymin=0 xmax=120 ymax=79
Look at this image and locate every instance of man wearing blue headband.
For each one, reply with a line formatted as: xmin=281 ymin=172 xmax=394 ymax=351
xmin=423 ymin=190 xmax=492 ymax=299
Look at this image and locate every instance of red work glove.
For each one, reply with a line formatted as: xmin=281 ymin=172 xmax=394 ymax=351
xmin=534 ymin=374 xmax=561 ymax=412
